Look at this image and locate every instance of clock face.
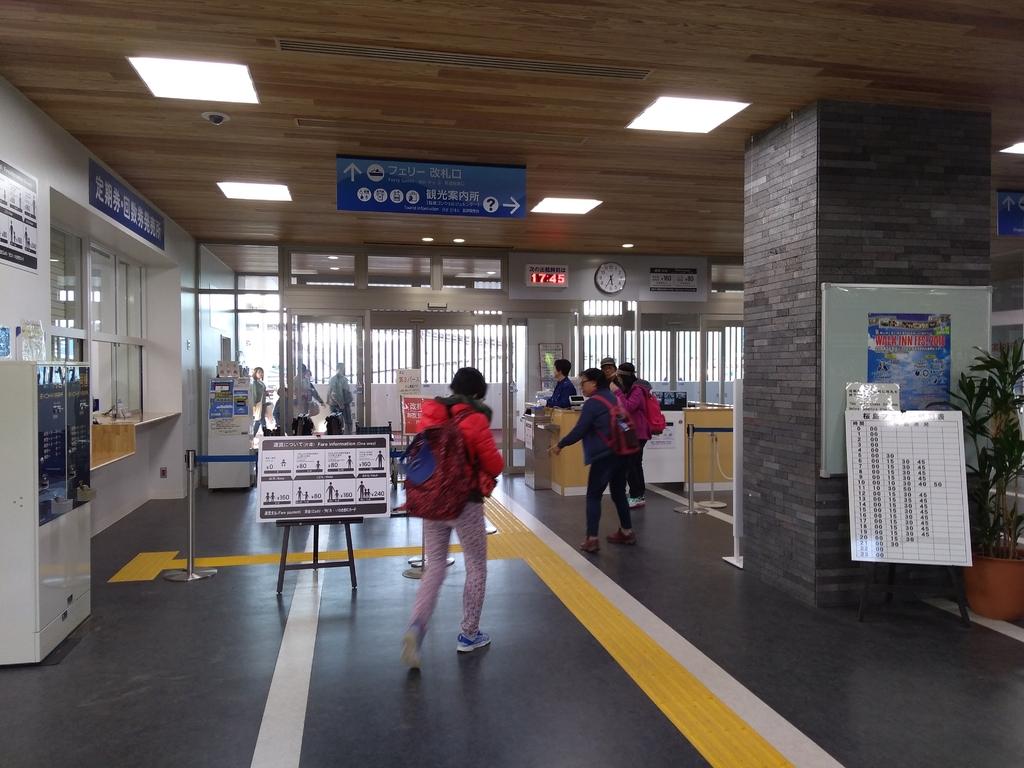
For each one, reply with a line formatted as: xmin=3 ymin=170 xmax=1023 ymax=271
xmin=595 ymin=261 xmax=627 ymax=294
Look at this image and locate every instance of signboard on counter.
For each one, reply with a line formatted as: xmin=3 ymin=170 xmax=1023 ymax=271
xmin=89 ymin=160 xmax=165 ymax=250
xmin=337 ymin=156 xmax=526 ymax=219
xmin=0 ymin=159 xmax=39 ymax=273
xmin=258 ymin=435 xmax=391 ymax=521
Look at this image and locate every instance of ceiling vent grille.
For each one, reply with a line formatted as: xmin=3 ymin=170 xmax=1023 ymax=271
xmin=277 ymin=39 xmax=649 ymax=80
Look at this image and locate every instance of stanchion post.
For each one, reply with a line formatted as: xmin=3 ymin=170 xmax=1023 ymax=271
xmin=678 ymin=424 xmax=700 ymax=514
xmin=699 ymin=431 xmax=728 ymax=510
xmin=164 ymin=449 xmax=217 ymax=582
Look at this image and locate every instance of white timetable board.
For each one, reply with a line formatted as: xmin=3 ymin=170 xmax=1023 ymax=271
xmin=845 ymin=411 xmax=972 ymax=567
xmin=258 ymin=435 xmax=391 ymax=522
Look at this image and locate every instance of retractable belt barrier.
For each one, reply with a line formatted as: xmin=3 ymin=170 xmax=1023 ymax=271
xmin=677 ymin=425 xmax=735 ymax=515
xmin=164 ymin=450 xmax=255 ymax=584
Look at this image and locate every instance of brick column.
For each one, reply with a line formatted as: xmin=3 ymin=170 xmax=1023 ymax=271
xmin=743 ymin=101 xmax=990 ymax=606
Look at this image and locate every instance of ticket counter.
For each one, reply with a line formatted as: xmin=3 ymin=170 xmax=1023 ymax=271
xmin=680 ymin=406 xmax=733 ymax=489
xmin=548 ymin=409 xmax=589 ymax=495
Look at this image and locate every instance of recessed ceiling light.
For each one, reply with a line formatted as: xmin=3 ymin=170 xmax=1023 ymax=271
xmin=486 ymin=271 xmax=496 ymax=275
xmin=217 ymin=182 xmax=291 ymax=201
xmin=453 ymin=238 xmax=466 ymax=244
xmin=329 ymin=266 xmax=340 ymax=271
xmin=627 ymin=96 xmax=749 ymax=133
xmin=327 ymin=255 xmax=339 ymax=260
xmin=622 ymin=243 xmax=634 ymax=249
xmin=421 ymin=237 xmax=434 ymax=242
xmin=128 ymin=57 xmax=259 ymax=103
xmin=1001 ymin=143 xmax=1024 ymax=154
xmin=532 ymin=197 xmax=603 ymax=215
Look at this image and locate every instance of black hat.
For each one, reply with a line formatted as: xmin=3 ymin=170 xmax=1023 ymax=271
xmin=618 ymin=362 xmax=636 ymax=375
xmin=600 ymin=357 xmax=617 ymax=368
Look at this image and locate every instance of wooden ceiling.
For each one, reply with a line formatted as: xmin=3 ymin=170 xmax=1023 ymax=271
xmin=2 ymin=0 xmax=1023 ymax=270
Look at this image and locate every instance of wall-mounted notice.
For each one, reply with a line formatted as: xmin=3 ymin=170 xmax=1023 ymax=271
xmin=337 ymin=156 xmax=526 ymax=219
xmin=526 ymin=263 xmax=569 ymax=287
xmin=88 ymin=160 xmax=165 ymax=250
xmin=867 ymin=313 xmax=950 ymax=411
xmin=845 ymin=410 xmax=971 ymax=567
xmin=0 ymin=159 xmax=39 ymax=273
xmin=258 ymin=435 xmax=391 ymax=521
xmin=648 ymin=266 xmax=698 ymax=293
xmin=845 ymin=382 xmax=900 ymax=411
xmin=538 ymin=343 xmax=563 ymax=390
xmin=397 ymin=368 xmax=422 ymax=397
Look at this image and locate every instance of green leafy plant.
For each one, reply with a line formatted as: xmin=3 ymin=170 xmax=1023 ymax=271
xmin=950 ymin=341 xmax=1024 ymax=559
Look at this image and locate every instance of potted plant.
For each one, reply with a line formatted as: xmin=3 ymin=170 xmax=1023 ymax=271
xmin=951 ymin=340 xmax=1024 ymax=620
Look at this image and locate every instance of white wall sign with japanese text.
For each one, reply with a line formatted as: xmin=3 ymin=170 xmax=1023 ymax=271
xmin=0 ymin=159 xmax=39 ymax=273
xmin=258 ymin=435 xmax=391 ymax=522
xmin=397 ymin=368 xmax=422 ymax=397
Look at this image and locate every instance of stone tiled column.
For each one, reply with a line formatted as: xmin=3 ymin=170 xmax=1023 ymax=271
xmin=742 ymin=101 xmax=990 ymax=606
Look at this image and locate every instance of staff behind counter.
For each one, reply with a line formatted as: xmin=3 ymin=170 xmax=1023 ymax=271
xmin=545 ymin=359 xmax=577 ymax=408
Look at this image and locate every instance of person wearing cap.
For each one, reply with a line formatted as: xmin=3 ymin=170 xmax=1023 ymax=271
xmin=600 ymin=356 xmax=620 ymax=392
xmin=616 ymin=362 xmax=650 ymax=507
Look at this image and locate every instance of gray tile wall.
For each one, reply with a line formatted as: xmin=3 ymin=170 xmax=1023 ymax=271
xmin=743 ymin=101 xmax=991 ymax=606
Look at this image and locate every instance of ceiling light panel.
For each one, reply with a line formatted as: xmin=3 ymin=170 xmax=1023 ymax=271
xmin=532 ymin=197 xmax=603 ymax=214
xmin=128 ymin=57 xmax=259 ymax=103
xmin=1001 ymin=143 xmax=1024 ymax=154
xmin=217 ymin=182 xmax=291 ymax=201
xmin=628 ymin=96 xmax=749 ymax=133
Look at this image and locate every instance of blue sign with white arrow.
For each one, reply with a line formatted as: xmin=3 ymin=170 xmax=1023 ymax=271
xmin=997 ymin=191 xmax=1024 ymax=236
xmin=336 ymin=156 xmax=526 ymax=219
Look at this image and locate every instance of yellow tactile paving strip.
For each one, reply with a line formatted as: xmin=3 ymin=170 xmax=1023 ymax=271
xmin=483 ymin=499 xmax=791 ymax=768
xmin=109 ymin=504 xmax=791 ymax=766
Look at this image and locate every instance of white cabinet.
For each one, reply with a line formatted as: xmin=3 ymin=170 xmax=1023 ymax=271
xmin=0 ymin=362 xmax=92 ymax=665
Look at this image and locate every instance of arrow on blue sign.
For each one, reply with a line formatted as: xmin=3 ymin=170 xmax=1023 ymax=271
xmin=336 ymin=156 xmax=526 ymax=219
xmin=997 ymin=191 xmax=1024 ymax=237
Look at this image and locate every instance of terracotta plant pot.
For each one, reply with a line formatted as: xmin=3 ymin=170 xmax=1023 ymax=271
xmin=963 ymin=555 xmax=1024 ymax=621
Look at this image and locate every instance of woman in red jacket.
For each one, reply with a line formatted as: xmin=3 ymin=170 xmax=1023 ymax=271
xmin=402 ymin=367 xmax=504 ymax=668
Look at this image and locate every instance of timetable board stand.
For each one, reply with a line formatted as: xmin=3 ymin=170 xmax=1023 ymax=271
xmin=845 ymin=410 xmax=973 ymax=626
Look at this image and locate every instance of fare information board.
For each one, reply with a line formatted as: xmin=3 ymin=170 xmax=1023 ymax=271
xmin=258 ymin=436 xmax=390 ymax=522
xmin=845 ymin=411 xmax=971 ymax=567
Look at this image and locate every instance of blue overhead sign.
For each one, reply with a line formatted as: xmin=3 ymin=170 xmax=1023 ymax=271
xmin=89 ymin=160 xmax=165 ymax=250
xmin=336 ymin=156 xmax=526 ymax=219
xmin=997 ymin=191 xmax=1024 ymax=237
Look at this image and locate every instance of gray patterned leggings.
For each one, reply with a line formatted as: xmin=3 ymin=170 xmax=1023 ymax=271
xmin=409 ymin=501 xmax=488 ymax=636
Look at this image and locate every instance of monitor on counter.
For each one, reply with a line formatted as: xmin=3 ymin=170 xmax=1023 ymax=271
xmin=568 ymin=395 xmax=585 ymax=410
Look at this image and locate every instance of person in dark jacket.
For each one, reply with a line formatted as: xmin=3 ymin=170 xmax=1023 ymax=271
xmin=545 ymin=358 xmax=577 ymax=408
xmin=550 ymin=368 xmax=634 ymax=552
xmin=402 ymin=367 xmax=504 ymax=669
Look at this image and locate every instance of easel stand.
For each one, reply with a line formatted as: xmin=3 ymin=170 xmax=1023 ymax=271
xmin=276 ymin=518 xmax=362 ymax=594
xmin=857 ymin=562 xmax=970 ymax=627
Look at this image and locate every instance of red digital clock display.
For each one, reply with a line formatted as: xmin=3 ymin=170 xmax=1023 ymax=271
xmin=530 ymin=271 xmax=567 ymax=285
xmin=526 ymin=264 xmax=569 ymax=287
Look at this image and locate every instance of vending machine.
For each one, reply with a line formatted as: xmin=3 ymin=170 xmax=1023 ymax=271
xmin=0 ymin=362 xmax=92 ymax=664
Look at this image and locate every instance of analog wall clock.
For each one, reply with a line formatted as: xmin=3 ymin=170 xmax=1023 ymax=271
xmin=594 ymin=261 xmax=627 ymax=294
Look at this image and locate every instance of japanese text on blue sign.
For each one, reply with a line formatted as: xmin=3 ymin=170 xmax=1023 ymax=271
xmin=89 ymin=160 xmax=165 ymax=250
xmin=997 ymin=191 xmax=1024 ymax=237
xmin=337 ymin=156 xmax=526 ymax=219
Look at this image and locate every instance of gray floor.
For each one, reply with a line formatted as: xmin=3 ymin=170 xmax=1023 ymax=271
xmin=506 ymin=476 xmax=1024 ymax=767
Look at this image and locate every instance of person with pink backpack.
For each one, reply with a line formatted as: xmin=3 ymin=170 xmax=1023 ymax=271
xmin=616 ymin=362 xmax=652 ymax=508
xmin=550 ymin=368 xmax=638 ymax=553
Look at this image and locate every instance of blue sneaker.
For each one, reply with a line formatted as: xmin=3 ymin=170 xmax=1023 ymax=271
xmin=456 ymin=630 xmax=491 ymax=653
xmin=401 ymin=626 xmax=423 ymax=668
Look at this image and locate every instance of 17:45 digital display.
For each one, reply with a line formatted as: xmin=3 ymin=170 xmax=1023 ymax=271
xmin=526 ymin=264 xmax=569 ymax=287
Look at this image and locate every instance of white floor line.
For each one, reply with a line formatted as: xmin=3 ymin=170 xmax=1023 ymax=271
xmin=923 ymin=598 xmax=1024 ymax=643
xmin=494 ymin=487 xmax=843 ymax=768
xmin=250 ymin=570 xmax=325 ymax=768
xmin=647 ymin=483 xmax=735 ymax=525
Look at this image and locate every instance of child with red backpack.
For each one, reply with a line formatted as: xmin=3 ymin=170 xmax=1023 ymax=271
xmin=401 ymin=367 xmax=504 ymax=669
xmin=550 ymin=367 xmax=637 ymax=553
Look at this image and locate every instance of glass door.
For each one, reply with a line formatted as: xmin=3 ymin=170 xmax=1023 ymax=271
xmin=285 ymin=313 xmax=364 ymax=433
xmin=504 ymin=318 xmax=527 ymax=473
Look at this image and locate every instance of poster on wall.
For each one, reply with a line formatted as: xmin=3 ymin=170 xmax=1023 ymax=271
xmin=649 ymin=266 xmax=698 ymax=293
xmin=0 ymin=159 xmax=39 ymax=273
xmin=538 ymin=343 xmax=563 ymax=391
xmin=397 ymin=368 xmax=422 ymax=396
xmin=257 ymin=435 xmax=391 ymax=521
xmin=402 ymin=396 xmax=427 ymax=435
xmin=867 ymin=313 xmax=951 ymax=410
